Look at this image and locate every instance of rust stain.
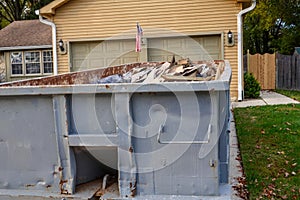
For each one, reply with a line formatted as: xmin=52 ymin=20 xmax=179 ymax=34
xmin=0 ymin=62 xmax=164 ymax=87
xmin=129 ymin=146 xmax=133 ymax=153
xmin=59 ymin=180 xmax=69 ymax=195
xmin=25 ymin=184 xmax=35 ymax=187
xmin=130 ymin=181 xmax=137 ymax=197
xmin=105 ymin=85 xmax=110 ymax=89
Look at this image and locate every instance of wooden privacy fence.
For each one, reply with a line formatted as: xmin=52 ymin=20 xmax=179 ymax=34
xmin=245 ymin=52 xmax=300 ymax=90
xmin=276 ymin=53 xmax=300 ymax=90
xmin=246 ymin=53 xmax=276 ymax=90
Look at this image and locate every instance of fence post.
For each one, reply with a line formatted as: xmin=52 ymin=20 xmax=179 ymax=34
xmin=247 ymin=49 xmax=250 ymax=72
xmin=296 ymin=54 xmax=300 ymax=90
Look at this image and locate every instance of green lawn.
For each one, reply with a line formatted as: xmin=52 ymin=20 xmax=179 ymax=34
xmin=275 ymin=89 xmax=300 ymax=102
xmin=234 ymin=104 xmax=300 ymax=200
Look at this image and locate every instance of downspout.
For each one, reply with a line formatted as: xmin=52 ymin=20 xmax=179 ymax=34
xmin=237 ymin=0 xmax=256 ymax=101
xmin=35 ymin=10 xmax=58 ymax=75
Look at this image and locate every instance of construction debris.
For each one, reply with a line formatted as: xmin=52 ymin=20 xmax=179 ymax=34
xmin=95 ymin=57 xmax=224 ymax=84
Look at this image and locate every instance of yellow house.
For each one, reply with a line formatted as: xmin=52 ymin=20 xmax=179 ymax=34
xmin=39 ymin=0 xmax=256 ymax=100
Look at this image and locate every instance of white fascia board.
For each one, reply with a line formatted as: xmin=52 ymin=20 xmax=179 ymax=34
xmin=0 ymin=45 xmax=52 ymax=51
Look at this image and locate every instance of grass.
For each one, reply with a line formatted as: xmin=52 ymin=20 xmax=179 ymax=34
xmin=275 ymin=89 xmax=300 ymax=102
xmin=234 ymin=104 xmax=300 ymax=200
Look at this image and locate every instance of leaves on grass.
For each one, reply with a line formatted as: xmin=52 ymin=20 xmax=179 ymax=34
xmin=285 ymin=122 xmax=292 ymax=126
xmin=234 ymin=104 xmax=300 ymax=199
xmin=233 ymin=176 xmax=249 ymax=200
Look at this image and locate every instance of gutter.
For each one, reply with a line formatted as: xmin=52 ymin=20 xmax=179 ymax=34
xmin=237 ymin=0 xmax=256 ymax=101
xmin=0 ymin=45 xmax=52 ymax=51
xmin=35 ymin=10 xmax=58 ymax=75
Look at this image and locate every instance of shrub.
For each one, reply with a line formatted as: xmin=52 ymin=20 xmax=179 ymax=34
xmin=244 ymin=72 xmax=261 ymax=98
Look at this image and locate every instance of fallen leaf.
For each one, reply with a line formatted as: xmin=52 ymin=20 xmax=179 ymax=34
xmin=286 ymin=128 xmax=291 ymax=131
xmin=261 ymin=129 xmax=265 ymax=134
xmin=285 ymin=160 xmax=289 ymax=165
xmin=285 ymin=122 xmax=292 ymax=126
xmin=281 ymin=195 xmax=288 ymax=199
xmin=291 ymin=188 xmax=295 ymax=192
xmin=277 ymin=151 xmax=285 ymax=155
xmin=256 ymin=145 xmax=261 ymax=149
xmin=292 ymin=163 xmax=297 ymax=167
xmin=291 ymin=171 xmax=296 ymax=176
xmin=284 ymin=172 xmax=289 ymax=177
xmin=267 ymin=164 xmax=272 ymax=168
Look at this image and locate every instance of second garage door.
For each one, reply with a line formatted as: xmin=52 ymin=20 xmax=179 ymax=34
xmin=148 ymin=35 xmax=221 ymax=62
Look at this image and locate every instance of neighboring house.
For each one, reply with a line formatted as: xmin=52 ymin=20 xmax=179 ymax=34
xmin=294 ymin=47 xmax=300 ymax=55
xmin=38 ymin=0 xmax=254 ymax=100
xmin=0 ymin=20 xmax=53 ymax=82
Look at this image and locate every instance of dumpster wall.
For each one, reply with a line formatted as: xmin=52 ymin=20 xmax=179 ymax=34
xmin=0 ymin=61 xmax=231 ymax=199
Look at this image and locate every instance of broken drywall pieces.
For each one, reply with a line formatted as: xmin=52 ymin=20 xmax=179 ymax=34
xmin=95 ymin=58 xmax=222 ymax=84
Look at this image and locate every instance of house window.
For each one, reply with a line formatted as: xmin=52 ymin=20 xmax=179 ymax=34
xmin=11 ymin=52 xmax=23 ymax=75
xmin=43 ymin=50 xmax=53 ymax=73
xmin=25 ymin=51 xmax=41 ymax=74
xmin=10 ymin=50 xmax=53 ymax=76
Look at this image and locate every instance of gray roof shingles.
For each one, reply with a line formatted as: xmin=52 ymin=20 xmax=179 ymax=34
xmin=0 ymin=20 xmax=52 ymax=48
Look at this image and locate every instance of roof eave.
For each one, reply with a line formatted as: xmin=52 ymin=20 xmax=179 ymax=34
xmin=0 ymin=45 xmax=52 ymax=51
xmin=39 ymin=0 xmax=70 ymax=16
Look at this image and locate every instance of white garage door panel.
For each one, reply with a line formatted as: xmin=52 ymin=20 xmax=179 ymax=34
xmin=148 ymin=35 xmax=221 ymax=62
xmin=71 ymin=40 xmax=139 ymax=71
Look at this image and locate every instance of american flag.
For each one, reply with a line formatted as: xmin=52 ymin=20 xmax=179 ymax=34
xmin=135 ymin=22 xmax=143 ymax=52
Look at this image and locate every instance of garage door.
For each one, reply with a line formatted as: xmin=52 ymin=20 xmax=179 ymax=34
xmin=148 ymin=35 xmax=221 ymax=62
xmin=71 ymin=40 xmax=139 ymax=72
xmin=71 ymin=35 xmax=221 ymax=71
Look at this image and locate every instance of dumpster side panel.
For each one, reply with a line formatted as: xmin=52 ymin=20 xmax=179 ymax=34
xmin=131 ymin=91 xmax=219 ymax=196
xmin=0 ymin=96 xmax=60 ymax=192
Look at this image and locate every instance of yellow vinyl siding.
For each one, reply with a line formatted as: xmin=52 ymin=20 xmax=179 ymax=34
xmin=53 ymin=0 xmax=240 ymax=39
xmin=43 ymin=0 xmax=242 ymax=98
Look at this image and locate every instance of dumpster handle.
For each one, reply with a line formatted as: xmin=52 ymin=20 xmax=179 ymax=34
xmin=157 ymin=124 xmax=211 ymax=144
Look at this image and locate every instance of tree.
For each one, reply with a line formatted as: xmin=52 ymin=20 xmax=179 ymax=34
xmin=26 ymin=0 xmax=53 ymax=19
xmin=0 ymin=0 xmax=27 ymax=23
xmin=0 ymin=0 xmax=53 ymax=29
xmin=244 ymin=0 xmax=300 ymax=55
